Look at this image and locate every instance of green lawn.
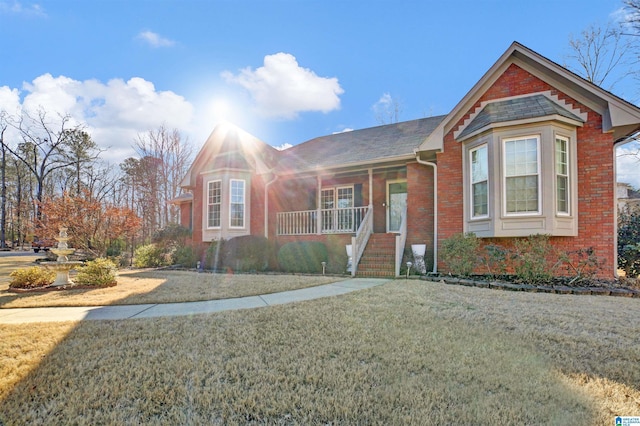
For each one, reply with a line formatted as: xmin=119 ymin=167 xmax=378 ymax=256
xmin=1 ymin=280 xmax=638 ymax=424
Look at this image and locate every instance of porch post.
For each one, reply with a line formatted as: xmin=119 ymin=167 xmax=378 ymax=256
xmin=368 ymin=168 xmax=373 ymax=205
xmin=316 ymin=175 xmax=322 ymax=235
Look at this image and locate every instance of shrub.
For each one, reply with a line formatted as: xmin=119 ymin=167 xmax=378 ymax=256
xmin=618 ymin=208 xmax=640 ymax=278
xmin=620 ymin=242 xmax=640 ymax=278
xmin=204 ymin=240 xmax=225 ymax=270
xmin=511 ymin=234 xmax=558 ymax=284
xmin=106 ymin=238 xmax=126 ymax=257
xmin=74 ymin=258 xmax=118 ymax=287
xmin=324 ymin=235 xmax=349 ymax=274
xmin=172 ymin=244 xmax=201 ymax=269
xmin=222 ymin=235 xmax=271 ymax=272
xmin=9 ymin=266 xmax=55 ymax=289
xmin=277 ymin=241 xmax=328 ymax=274
xmin=133 ymin=244 xmax=169 ymax=268
xmin=480 ymin=244 xmax=508 ymax=279
xmin=440 ymin=233 xmax=480 ymax=276
xmin=152 ymin=224 xmax=192 ymax=251
xmin=559 ymin=247 xmax=603 ymax=284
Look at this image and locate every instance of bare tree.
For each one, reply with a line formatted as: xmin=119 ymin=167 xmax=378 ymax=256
xmin=3 ymin=110 xmax=81 ymax=220
xmin=373 ymin=93 xmax=403 ymax=125
xmin=0 ymin=113 xmax=8 ymax=248
xmin=565 ymin=23 xmax=637 ymax=91
xmin=134 ymin=125 xmax=192 ymax=228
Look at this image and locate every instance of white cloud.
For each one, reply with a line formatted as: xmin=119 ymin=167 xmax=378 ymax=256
xmin=0 ymin=74 xmax=194 ymax=164
xmin=617 ymin=142 xmax=640 ymax=189
xmin=222 ymin=53 xmax=344 ymax=119
xmin=273 ymin=142 xmax=292 ymax=151
xmin=137 ymin=30 xmax=175 ymax=48
xmin=0 ymin=1 xmax=45 ymax=17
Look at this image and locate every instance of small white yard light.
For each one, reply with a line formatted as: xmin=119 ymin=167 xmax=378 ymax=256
xmin=406 ymin=261 xmax=412 ymax=279
xmin=321 ymin=261 xmax=326 ymax=275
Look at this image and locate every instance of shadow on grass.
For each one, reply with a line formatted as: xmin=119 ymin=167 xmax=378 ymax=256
xmin=0 ymin=282 xmax=604 ymax=424
xmin=1 ymin=254 xmax=638 ymax=423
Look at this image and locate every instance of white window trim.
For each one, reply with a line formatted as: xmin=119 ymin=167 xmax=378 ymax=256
xmin=207 ymin=180 xmax=221 ymax=229
xmin=555 ymin=135 xmax=570 ymax=216
xmin=229 ymin=179 xmax=246 ymax=229
xmin=470 ymin=144 xmax=489 ymax=219
xmin=502 ymin=135 xmax=541 ymax=217
xmin=321 ymin=185 xmax=355 ymax=209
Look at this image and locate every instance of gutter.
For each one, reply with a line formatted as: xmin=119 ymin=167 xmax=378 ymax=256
xmin=414 ymin=152 xmax=438 ymax=274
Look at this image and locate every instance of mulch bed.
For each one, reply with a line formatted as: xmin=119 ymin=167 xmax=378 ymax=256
xmin=7 ymin=282 xmax=117 ymax=293
xmin=420 ymin=275 xmax=640 ymax=297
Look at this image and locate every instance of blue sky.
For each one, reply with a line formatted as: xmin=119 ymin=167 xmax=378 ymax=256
xmin=1 ymin=0 xmax=639 ymax=187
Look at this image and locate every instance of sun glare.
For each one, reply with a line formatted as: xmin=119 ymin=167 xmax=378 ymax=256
xmin=209 ymin=98 xmax=232 ymax=123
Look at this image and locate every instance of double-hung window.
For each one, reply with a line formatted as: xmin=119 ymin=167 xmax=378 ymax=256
xmin=504 ymin=136 xmax=540 ymax=214
xmin=470 ymin=145 xmax=488 ymax=218
xmin=207 ymin=180 xmax=221 ymax=228
xmin=555 ymin=136 xmax=570 ymax=215
xmin=229 ymin=179 xmax=245 ymax=228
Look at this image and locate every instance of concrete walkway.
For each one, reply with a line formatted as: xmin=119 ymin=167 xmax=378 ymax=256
xmin=0 ymin=278 xmax=390 ymax=324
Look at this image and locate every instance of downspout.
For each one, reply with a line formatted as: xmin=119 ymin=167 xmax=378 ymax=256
xmin=415 ymin=152 xmax=438 ymax=274
xmin=264 ymin=173 xmax=279 ymax=239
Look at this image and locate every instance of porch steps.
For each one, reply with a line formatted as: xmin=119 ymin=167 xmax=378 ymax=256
xmin=355 ymin=233 xmax=396 ymax=278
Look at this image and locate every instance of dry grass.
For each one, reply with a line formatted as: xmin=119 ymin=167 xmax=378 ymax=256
xmin=1 ymin=281 xmax=638 ymax=424
xmin=0 ymin=269 xmax=341 ymax=308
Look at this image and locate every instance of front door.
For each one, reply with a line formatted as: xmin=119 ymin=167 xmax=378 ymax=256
xmin=387 ymin=180 xmax=407 ymax=233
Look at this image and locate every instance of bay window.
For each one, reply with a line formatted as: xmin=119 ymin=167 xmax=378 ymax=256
xmin=470 ymin=145 xmax=489 ymax=218
xmin=207 ymin=180 xmax=221 ymax=228
xmin=230 ymin=179 xmax=245 ymax=228
xmin=504 ymin=136 xmax=540 ymax=215
xmin=463 ymin=125 xmax=577 ymax=237
xmin=555 ymin=136 xmax=569 ymax=215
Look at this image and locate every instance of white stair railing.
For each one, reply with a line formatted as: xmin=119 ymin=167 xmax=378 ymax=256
xmin=395 ymin=208 xmax=408 ymax=277
xmin=351 ymin=205 xmax=373 ymax=276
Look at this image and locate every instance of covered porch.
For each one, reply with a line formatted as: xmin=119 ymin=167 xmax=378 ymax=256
xmin=270 ymin=165 xmax=419 ymax=277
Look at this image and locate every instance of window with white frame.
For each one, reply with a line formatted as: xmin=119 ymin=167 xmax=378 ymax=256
xmin=504 ymin=136 xmax=540 ymax=214
xmin=207 ymin=180 xmax=221 ymax=228
xmin=320 ymin=186 xmax=354 ymax=232
xmin=555 ymin=136 xmax=570 ymax=215
xmin=470 ymin=144 xmax=489 ymax=218
xmin=229 ymin=179 xmax=245 ymax=228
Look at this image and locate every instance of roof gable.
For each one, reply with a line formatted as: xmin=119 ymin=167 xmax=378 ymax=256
xmin=181 ymin=123 xmax=279 ymax=188
xmin=419 ymin=41 xmax=640 ymax=151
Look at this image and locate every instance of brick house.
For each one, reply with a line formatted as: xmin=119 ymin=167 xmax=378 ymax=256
xmin=174 ymin=42 xmax=640 ymax=278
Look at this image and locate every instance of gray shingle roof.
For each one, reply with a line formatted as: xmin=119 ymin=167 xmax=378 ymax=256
xmin=457 ymin=94 xmax=585 ymax=139
xmin=278 ymin=115 xmax=446 ymax=173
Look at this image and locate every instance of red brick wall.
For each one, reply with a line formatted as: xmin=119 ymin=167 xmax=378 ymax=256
xmin=406 ymin=162 xmax=435 ymax=269
xmin=438 ymin=63 xmax=615 ymax=277
xmin=193 ymin=174 xmax=204 ymax=246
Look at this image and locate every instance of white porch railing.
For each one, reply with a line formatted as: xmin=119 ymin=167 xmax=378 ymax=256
xmin=395 ymin=207 xmax=408 ymax=277
xmin=350 ymin=205 xmax=373 ymax=276
xmin=277 ymin=206 xmax=369 ymax=236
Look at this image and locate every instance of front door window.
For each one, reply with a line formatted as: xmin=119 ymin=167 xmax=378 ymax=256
xmin=387 ymin=181 xmax=407 ymax=233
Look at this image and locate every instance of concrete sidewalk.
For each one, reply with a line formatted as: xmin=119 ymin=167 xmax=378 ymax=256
xmin=0 ymin=278 xmax=390 ymax=324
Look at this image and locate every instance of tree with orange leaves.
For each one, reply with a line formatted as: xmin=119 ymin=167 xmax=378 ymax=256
xmin=37 ymin=190 xmax=141 ymax=257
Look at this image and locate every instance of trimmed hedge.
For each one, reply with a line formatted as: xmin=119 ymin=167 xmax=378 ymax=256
xmin=74 ymin=258 xmax=118 ymax=287
xmin=278 ymin=241 xmax=328 ymax=274
xmin=9 ymin=266 xmax=55 ymax=289
xmin=222 ymin=235 xmax=271 ymax=272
